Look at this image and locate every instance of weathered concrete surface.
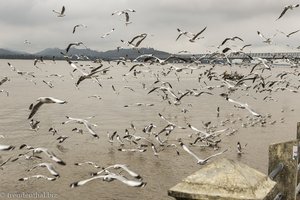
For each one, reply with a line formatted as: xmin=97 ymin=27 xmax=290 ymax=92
xmin=168 ymin=158 xmax=277 ymax=200
xmin=268 ymin=140 xmax=298 ymax=200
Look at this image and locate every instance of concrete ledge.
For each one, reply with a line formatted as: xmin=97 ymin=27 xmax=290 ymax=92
xmin=168 ymin=158 xmax=277 ymax=200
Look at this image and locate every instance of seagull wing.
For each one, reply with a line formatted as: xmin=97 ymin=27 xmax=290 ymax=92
xmin=233 ymin=36 xmax=243 ymax=42
xmin=113 ymin=164 xmax=140 ymax=179
xmin=70 ymin=175 xmax=107 ymax=187
xmin=277 ymin=6 xmax=289 ymax=20
xmin=287 ymin=29 xmax=300 ymax=37
xmin=125 ymin=12 xmax=130 ymax=22
xmin=176 ymin=33 xmax=184 ymax=41
xmin=83 ymin=121 xmax=99 ymax=138
xmin=66 ymin=43 xmax=74 ymax=52
xmin=72 ymin=25 xmax=78 ymax=34
xmin=135 ymin=35 xmax=147 ymax=47
xmin=111 ymin=174 xmax=145 ymax=187
xmin=180 ymin=142 xmax=200 ymax=162
xmin=61 ymin=6 xmax=65 ymax=15
xmin=221 ymin=38 xmax=230 ymax=46
xmin=191 ymin=26 xmax=207 ymax=40
xmin=28 ymin=101 xmax=44 ymax=119
xmin=201 ymin=149 xmax=228 ymax=163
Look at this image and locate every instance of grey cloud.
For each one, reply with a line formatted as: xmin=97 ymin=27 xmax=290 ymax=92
xmin=0 ymin=0 xmax=299 ymax=53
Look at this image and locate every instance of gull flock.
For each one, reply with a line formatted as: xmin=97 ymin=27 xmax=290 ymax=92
xmin=0 ymin=3 xmax=300 ymax=198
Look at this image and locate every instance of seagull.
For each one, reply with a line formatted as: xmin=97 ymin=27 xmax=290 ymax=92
xmin=0 ymin=145 xmax=15 ymax=151
xmin=67 ymin=60 xmax=103 ymax=87
xmin=42 ymin=80 xmax=54 ymax=88
xmin=62 ymin=116 xmax=99 ymax=138
xmin=56 ymin=136 xmax=68 ymax=143
xmin=70 ymin=173 xmax=146 ymax=188
xmin=223 ymin=96 xmax=261 ymax=117
xmin=236 ymin=142 xmax=247 ymax=155
xmin=28 ymin=97 xmax=67 ymax=119
xmin=101 ymin=28 xmax=115 ymax=38
xmin=88 ymin=95 xmax=102 ymax=100
xmin=0 ymin=90 xmax=9 ymax=96
xmin=276 ymin=29 xmax=300 ymax=37
xmin=189 ymin=26 xmax=207 ymax=42
xmin=250 ymin=57 xmax=271 ymax=73
xmin=0 ymin=77 xmax=9 ymax=86
xmin=257 ymin=31 xmax=276 ymax=44
xmin=112 ymin=9 xmax=136 ymax=26
xmin=113 ymin=164 xmax=141 ymax=179
xmin=24 ymin=40 xmax=31 ymax=45
xmin=52 ymin=6 xmax=65 ymax=17
xmin=65 ymin=42 xmax=87 ymax=53
xmin=219 ymin=36 xmax=243 ymax=47
xmin=27 ymin=163 xmax=60 ymax=177
xmin=72 ymin=24 xmax=87 ymax=34
xmin=29 ymin=119 xmax=40 ymax=131
xmin=176 ymin=28 xmax=194 ymax=41
xmin=19 ymin=175 xmax=56 ymax=181
xmin=276 ymin=4 xmax=299 ymax=20
xmin=121 ymin=33 xmax=147 ymax=48
xmin=74 ymin=161 xmax=101 ymax=168
xmin=31 ymin=147 xmax=66 ymax=165
xmin=112 ymin=9 xmax=136 ymax=16
xmin=179 ymin=141 xmax=227 ymax=165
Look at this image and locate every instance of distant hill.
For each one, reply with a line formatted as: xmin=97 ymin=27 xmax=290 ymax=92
xmin=34 ymin=47 xmax=171 ymax=60
xmin=0 ymin=48 xmax=34 ymax=59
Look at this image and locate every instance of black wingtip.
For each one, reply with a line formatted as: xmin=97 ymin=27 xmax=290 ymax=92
xmin=18 ymin=178 xmax=25 ymax=181
xmin=70 ymin=182 xmax=79 ymax=188
xmin=57 ymin=160 xmax=66 ymax=166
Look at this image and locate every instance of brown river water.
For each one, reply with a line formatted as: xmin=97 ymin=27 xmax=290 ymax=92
xmin=0 ymin=59 xmax=299 ymax=199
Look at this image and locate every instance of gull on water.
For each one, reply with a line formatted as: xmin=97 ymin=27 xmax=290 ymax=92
xmin=28 ymin=97 xmax=67 ymax=119
xmin=19 ymin=175 xmax=56 ymax=181
xmin=74 ymin=161 xmax=101 ymax=168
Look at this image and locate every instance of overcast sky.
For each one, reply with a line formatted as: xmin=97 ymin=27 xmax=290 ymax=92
xmin=0 ymin=0 xmax=300 ymax=54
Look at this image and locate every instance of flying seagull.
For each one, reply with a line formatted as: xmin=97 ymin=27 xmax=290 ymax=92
xmin=277 ymin=4 xmax=299 ymax=20
xmin=276 ymin=29 xmax=300 ymax=37
xmin=189 ymin=26 xmax=207 ymax=42
xmin=28 ymin=97 xmax=67 ymax=119
xmin=101 ymin=28 xmax=115 ymax=38
xmin=73 ymin=24 xmax=87 ymax=34
xmin=53 ymin=6 xmax=65 ymax=17
xmin=65 ymin=42 xmax=87 ymax=53
xmin=219 ymin=36 xmax=243 ymax=47
xmin=112 ymin=9 xmax=136 ymax=26
xmin=27 ymin=163 xmax=60 ymax=177
xmin=62 ymin=116 xmax=99 ymax=138
xmin=31 ymin=147 xmax=66 ymax=165
xmin=176 ymin=28 xmax=194 ymax=41
xmin=179 ymin=141 xmax=227 ymax=165
xmin=257 ymin=31 xmax=276 ymax=44
xmin=70 ymin=173 xmax=146 ymax=188
xmin=222 ymin=95 xmax=261 ymax=117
